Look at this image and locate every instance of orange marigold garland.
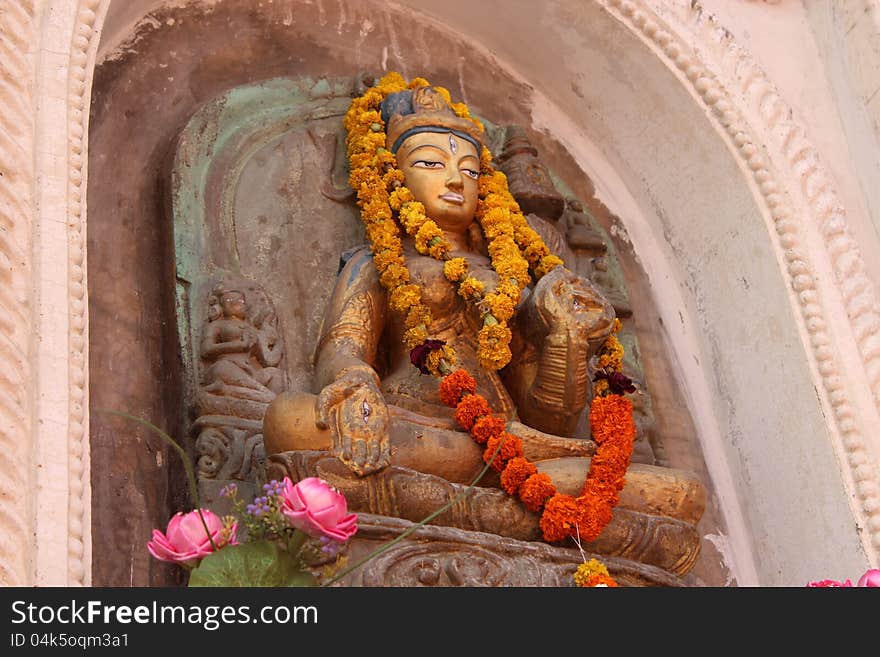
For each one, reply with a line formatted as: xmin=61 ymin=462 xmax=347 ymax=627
xmin=518 ymin=473 xmax=556 ymax=512
xmin=499 ymin=457 xmax=537 ymax=495
xmin=453 ymin=394 xmax=491 ymax=431
xmin=440 ymin=311 xmax=636 ymax=544
xmin=438 ymin=369 xmax=476 ymax=407
xmin=471 ymin=415 xmax=507 ymax=445
xmin=483 ymin=433 xmax=524 ymax=472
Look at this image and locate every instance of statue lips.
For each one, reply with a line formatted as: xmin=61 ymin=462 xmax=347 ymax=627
xmin=440 ymin=192 xmax=465 ymax=205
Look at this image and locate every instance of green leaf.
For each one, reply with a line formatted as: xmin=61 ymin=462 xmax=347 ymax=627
xmin=188 ymin=541 xmax=318 ymax=587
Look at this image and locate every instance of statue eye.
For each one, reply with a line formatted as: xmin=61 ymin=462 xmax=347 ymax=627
xmin=412 ymin=160 xmax=444 ymax=169
xmin=461 ymin=168 xmax=479 ymax=180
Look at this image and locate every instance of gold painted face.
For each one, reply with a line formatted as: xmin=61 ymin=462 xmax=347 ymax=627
xmin=398 ymin=131 xmax=480 ymax=233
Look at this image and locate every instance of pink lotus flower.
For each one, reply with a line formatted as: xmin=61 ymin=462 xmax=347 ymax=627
xmin=857 ymin=568 xmax=880 ymax=587
xmin=806 ymin=578 xmax=852 ymax=587
xmin=147 ymin=509 xmax=237 ymax=568
xmin=280 ymin=477 xmax=357 ymax=542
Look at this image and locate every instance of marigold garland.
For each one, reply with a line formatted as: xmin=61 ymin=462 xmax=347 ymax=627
xmin=519 ymin=473 xmax=556 ymax=513
xmin=499 ymin=457 xmax=537 ymax=495
xmin=453 ymin=394 xmax=492 ymax=431
xmin=344 ymin=71 xmax=557 ymax=376
xmin=345 ymin=72 xmax=637 ymax=550
xmin=471 ymin=415 xmax=507 ymax=445
xmin=483 ymin=433 xmax=524 ymax=472
xmin=438 ymin=316 xmax=636 ymax=544
xmin=574 ymin=558 xmax=619 ymax=588
xmin=438 ymin=369 xmax=476 ymax=407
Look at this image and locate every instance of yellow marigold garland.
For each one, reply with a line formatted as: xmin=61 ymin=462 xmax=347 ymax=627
xmin=344 ymin=71 xmax=552 ymax=375
xmin=574 ymin=558 xmax=619 ymax=587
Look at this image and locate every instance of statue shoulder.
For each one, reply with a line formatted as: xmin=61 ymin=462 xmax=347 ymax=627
xmin=338 ymin=243 xmax=373 ymax=269
xmin=328 ymin=244 xmax=384 ymax=306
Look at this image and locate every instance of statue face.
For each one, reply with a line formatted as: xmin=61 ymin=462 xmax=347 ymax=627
xmin=398 ymin=131 xmax=479 ymax=233
xmin=220 ymin=291 xmax=246 ymax=318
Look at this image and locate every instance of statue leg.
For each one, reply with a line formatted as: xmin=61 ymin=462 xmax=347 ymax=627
xmin=263 ymin=391 xmax=595 ymax=485
xmin=263 ymin=392 xmax=705 ymax=523
xmin=262 ymin=390 xmax=492 ymax=484
xmin=204 ymin=360 xmax=276 ymax=402
xmin=254 ymin=366 xmax=287 ymax=394
xmin=263 ymin=392 xmax=708 ymax=577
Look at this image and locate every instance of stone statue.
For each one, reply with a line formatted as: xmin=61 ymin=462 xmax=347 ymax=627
xmin=262 ymin=79 xmax=706 ymax=580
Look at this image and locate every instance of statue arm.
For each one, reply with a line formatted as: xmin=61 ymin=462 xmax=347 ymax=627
xmin=504 ymin=267 xmax=615 ymax=437
xmin=313 ymin=247 xmax=387 ymax=390
xmin=311 ymin=247 xmax=391 ymax=476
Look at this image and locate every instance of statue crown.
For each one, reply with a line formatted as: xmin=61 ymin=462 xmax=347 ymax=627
xmin=380 ymin=86 xmax=484 ymax=155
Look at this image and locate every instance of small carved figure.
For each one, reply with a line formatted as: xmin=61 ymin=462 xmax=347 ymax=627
xmin=194 ymin=282 xmax=287 ymax=489
xmin=495 ymin=125 xmax=566 ymax=221
xmin=200 ymin=286 xmax=285 ymax=403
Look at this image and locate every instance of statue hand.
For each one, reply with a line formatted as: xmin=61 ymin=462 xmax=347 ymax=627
xmin=532 ymin=266 xmax=615 ymax=338
xmin=315 ymin=366 xmax=391 ymax=476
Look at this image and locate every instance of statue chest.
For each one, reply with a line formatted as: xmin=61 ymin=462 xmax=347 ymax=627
xmin=403 ymin=250 xmax=500 ymax=325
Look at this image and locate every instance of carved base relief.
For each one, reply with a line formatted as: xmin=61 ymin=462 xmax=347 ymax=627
xmin=338 ymin=514 xmax=684 ymax=587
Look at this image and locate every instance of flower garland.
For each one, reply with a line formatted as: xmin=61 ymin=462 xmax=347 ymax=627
xmin=344 ymin=72 xmax=635 ymax=546
xmin=344 ymin=71 xmax=562 ymax=373
xmin=439 ymin=319 xmax=635 ymax=543
xmin=574 ymin=558 xmax=619 ymax=587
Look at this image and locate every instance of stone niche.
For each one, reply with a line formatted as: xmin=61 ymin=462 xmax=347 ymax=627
xmin=88 ymin=0 xmax=733 ymax=587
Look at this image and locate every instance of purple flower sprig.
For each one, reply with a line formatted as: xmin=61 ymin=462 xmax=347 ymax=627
xmin=319 ymin=535 xmax=341 ymax=557
xmin=223 ymin=479 xmax=294 ymax=543
xmin=197 ymin=476 xmax=355 ymax=576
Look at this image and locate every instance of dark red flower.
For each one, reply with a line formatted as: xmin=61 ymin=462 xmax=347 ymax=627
xmin=410 ymin=339 xmax=446 ymax=374
xmin=593 ymin=369 xmax=637 ymax=395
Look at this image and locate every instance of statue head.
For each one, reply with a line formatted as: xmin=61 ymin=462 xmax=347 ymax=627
xmin=381 ymin=86 xmax=484 ymax=231
xmin=217 ymin=288 xmax=247 ymax=320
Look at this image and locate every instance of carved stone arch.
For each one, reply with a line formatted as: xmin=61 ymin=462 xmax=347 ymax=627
xmin=0 ymin=0 xmax=107 ymax=587
xmin=589 ymin=0 xmax=880 ymax=580
xmin=6 ymin=0 xmax=878 ymax=585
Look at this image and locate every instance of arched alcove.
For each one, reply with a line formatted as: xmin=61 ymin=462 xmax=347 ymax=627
xmin=6 ymin=0 xmax=878 ymax=586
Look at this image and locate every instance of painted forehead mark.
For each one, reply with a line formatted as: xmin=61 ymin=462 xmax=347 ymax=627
xmin=449 ymin=134 xmax=457 ymax=154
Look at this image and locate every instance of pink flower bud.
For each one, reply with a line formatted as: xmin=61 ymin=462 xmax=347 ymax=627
xmin=857 ymin=568 xmax=880 ymax=587
xmin=147 ymin=509 xmax=237 ymax=568
xmin=280 ymin=477 xmax=358 ymax=542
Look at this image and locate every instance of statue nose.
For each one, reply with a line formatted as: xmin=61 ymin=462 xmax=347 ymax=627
xmin=446 ymin=168 xmax=463 ymax=189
